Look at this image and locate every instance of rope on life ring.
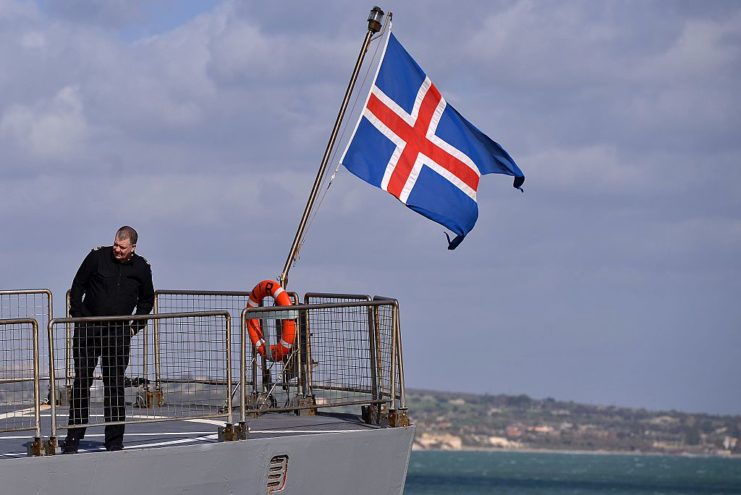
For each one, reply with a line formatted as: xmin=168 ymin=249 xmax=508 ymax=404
xmin=246 ymin=280 xmax=296 ymax=362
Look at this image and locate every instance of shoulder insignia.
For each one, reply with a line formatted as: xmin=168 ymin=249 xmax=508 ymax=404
xmin=93 ymin=246 xmax=103 ymax=251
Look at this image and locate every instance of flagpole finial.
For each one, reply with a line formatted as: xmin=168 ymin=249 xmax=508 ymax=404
xmin=367 ymin=6 xmax=384 ymax=33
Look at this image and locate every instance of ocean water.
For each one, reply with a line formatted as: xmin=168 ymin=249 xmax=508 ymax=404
xmin=404 ymin=450 xmax=741 ymax=495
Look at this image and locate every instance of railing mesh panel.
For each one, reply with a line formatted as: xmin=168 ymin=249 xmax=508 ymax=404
xmin=0 ymin=290 xmax=52 ymax=384
xmin=0 ymin=319 xmax=38 ymax=432
xmin=50 ymin=313 xmax=230 ymax=434
xmin=153 ymin=290 xmax=299 ymax=403
xmin=243 ymin=300 xmax=396 ymax=414
xmin=155 ymin=314 xmax=230 ymax=415
xmin=306 ymin=305 xmax=378 ymax=405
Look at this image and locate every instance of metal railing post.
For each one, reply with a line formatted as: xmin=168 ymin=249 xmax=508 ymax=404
xmin=368 ymin=305 xmax=379 ymax=405
xmin=65 ymin=289 xmax=72 ymax=394
xmin=240 ymin=308 xmax=247 ymax=425
xmin=225 ymin=314 xmax=233 ymax=426
xmin=389 ymin=311 xmax=398 ymax=413
xmin=48 ymin=318 xmax=57 ymax=445
xmin=301 ymin=295 xmax=313 ymax=400
xmin=153 ymin=294 xmax=162 ymax=397
xmin=394 ymin=302 xmax=406 ymax=411
xmin=31 ymin=319 xmax=41 ymax=442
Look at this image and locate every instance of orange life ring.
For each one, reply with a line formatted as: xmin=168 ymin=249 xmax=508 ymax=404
xmin=246 ymin=280 xmax=296 ymax=361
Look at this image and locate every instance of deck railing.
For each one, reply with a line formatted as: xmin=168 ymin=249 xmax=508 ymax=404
xmin=238 ymin=298 xmax=406 ymax=423
xmin=2 ymin=289 xmax=407 ymax=455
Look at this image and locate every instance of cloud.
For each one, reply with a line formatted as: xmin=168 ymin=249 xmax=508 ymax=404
xmin=1 ymin=85 xmax=88 ymax=160
xmin=0 ymin=0 xmax=37 ymax=21
xmin=36 ymin=0 xmax=143 ymax=27
xmin=525 ymin=145 xmax=643 ymax=194
xmin=1 ymin=0 xmax=740 ymax=414
xmin=641 ymin=12 xmax=741 ymax=82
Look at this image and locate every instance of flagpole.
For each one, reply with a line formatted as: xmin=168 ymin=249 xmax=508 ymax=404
xmin=279 ymin=6 xmax=386 ymax=288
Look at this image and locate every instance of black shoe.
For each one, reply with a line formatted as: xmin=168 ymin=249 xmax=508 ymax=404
xmin=61 ymin=438 xmax=79 ymax=454
xmin=105 ymin=444 xmax=124 ymax=452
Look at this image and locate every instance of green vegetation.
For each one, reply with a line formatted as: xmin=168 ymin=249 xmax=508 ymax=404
xmin=406 ymin=390 xmax=741 ymax=455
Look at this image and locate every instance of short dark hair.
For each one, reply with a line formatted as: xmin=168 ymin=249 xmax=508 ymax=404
xmin=116 ymin=226 xmax=138 ymax=245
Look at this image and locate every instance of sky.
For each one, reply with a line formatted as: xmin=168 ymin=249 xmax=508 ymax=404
xmin=1 ymin=0 xmax=740 ymax=415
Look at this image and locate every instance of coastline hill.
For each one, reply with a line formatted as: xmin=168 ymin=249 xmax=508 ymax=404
xmin=407 ymin=390 xmax=741 ymax=456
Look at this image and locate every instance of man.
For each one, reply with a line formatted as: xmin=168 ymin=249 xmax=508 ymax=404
xmin=63 ymin=226 xmax=154 ymax=453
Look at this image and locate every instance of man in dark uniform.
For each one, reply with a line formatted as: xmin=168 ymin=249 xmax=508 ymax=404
xmin=63 ymin=226 xmax=154 ymax=453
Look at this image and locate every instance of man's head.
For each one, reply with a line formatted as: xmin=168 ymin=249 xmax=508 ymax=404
xmin=113 ymin=226 xmax=138 ymax=262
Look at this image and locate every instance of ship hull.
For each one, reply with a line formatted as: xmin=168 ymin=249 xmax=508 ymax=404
xmin=2 ymin=423 xmax=415 ymax=495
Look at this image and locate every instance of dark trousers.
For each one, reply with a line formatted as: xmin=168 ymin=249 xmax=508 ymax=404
xmin=67 ymin=322 xmax=131 ymax=449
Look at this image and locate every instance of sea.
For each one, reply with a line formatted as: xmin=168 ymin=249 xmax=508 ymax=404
xmin=404 ymin=450 xmax=741 ymax=495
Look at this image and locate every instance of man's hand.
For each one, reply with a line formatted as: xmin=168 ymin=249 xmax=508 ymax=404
xmin=130 ymin=320 xmax=148 ymax=336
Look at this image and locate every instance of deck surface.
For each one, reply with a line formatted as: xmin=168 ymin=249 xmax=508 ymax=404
xmin=0 ymin=404 xmax=374 ymax=459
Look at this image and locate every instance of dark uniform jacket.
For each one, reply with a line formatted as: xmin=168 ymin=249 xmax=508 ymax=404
xmin=69 ymin=246 xmax=154 ymax=322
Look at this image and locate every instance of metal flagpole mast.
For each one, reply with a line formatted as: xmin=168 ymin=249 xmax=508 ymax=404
xmin=279 ymin=6 xmax=386 ymax=288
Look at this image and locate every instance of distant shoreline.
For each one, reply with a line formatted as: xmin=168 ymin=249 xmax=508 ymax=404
xmin=411 ymin=446 xmax=741 ymax=459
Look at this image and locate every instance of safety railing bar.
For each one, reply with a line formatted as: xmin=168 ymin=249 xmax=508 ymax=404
xmin=50 ymin=310 xmax=231 ymax=325
xmin=0 ymin=289 xmax=52 ymax=296
xmin=0 ymin=377 xmax=38 ymax=384
xmin=245 ymin=299 xmax=397 ymax=314
xmin=62 ymin=412 xmax=230 ymax=429
xmin=1 ymin=425 xmax=45 ymax=434
xmin=304 ymin=292 xmax=372 ymax=302
xmin=155 ymin=289 xmax=251 ymax=297
xmin=155 ymin=378 xmax=231 ymax=386
xmin=243 ymin=398 xmax=391 ymax=415
xmin=310 ymin=384 xmax=378 ymax=395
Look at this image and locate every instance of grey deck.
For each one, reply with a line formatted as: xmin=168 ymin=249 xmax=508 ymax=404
xmin=0 ymin=403 xmax=414 ymax=495
xmin=1 ymin=404 xmax=376 ymax=459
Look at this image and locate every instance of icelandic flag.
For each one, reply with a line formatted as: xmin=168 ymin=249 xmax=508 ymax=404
xmin=340 ymin=32 xmax=524 ymax=249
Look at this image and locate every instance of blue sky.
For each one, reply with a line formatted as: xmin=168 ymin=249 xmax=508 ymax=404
xmin=1 ymin=0 xmax=740 ymax=415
